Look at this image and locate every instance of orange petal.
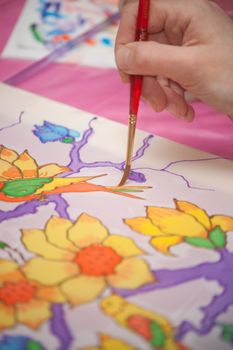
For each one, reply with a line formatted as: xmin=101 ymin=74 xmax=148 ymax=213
xmin=0 ymin=159 xmax=22 ymax=180
xmin=0 ymin=270 xmax=25 ymax=284
xmin=150 ymin=235 xmax=184 ymax=255
xmin=34 ymin=177 xmax=94 ymax=195
xmin=175 ymin=200 xmax=211 ymax=230
xmin=0 ymin=260 xmax=24 ymax=284
xmin=0 ymin=177 xmax=7 ymax=182
xmin=13 ymin=150 xmax=38 ymax=178
xmin=36 ymin=285 xmax=66 ymax=303
xmin=16 ymin=299 xmax=51 ymax=329
xmin=0 ymin=145 xmax=18 ymax=163
xmin=38 ymin=164 xmax=70 ymax=177
xmin=147 ymin=206 xmax=207 ymax=238
xmin=211 ymin=215 xmax=233 ymax=232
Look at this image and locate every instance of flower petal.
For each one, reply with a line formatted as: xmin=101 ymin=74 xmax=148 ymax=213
xmin=147 ymin=206 xmax=207 ymax=238
xmin=211 ymin=215 xmax=233 ymax=232
xmin=175 ymin=200 xmax=211 ymax=230
xmin=104 ymin=235 xmax=144 ymax=257
xmin=68 ymin=213 xmax=108 ymax=248
xmin=38 ymin=164 xmax=70 ymax=178
xmin=45 ymin=216 xmax=77 ymax=252
xmin=13 ymin=150 xmax=38 ymax=178
xmin=0 ymin=159 xmax=22 ymax=180
xmin=61 ymin=275 xmax=106 ymax=305
xmin=107 ymin=258 xmax=154 ymax=289
xmin=150 ymin=235 xmax=184 ymax=255
xmin=99 ymin=334 xmax=135 ymax=350
xmin=34 ymin=177 xmax=93 ymax=195
xmin=0 ymin=146 xmax=18 ymax=163
xmin=16 ymin=299 xmax=51 ymax=329
xmin=36 ymin=285 xmax=66 ymax=303
xmin=124 ymin=217 xmax=163 ymax=236
xmin=0 ymin=304 xmax=15 ymax=330
xmin=0 ymin=259 xmax=18 ymax=275
xmin=0 ymin=259 xmax=25 ymax=284
xmin=23 ymin=258 xmax=79 ymax=285
xmin=22 ymin=229 xmax=75 ymax=260
xmin=0 ymin=269 xmax=24 ymax=284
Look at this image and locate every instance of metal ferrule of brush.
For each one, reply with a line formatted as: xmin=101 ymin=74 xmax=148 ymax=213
xmin=126 ymin=113 xmax=137 ymax=166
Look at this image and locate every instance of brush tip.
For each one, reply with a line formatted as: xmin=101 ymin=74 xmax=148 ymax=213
xmin=118 ymin=164 xmax=131 ymax=187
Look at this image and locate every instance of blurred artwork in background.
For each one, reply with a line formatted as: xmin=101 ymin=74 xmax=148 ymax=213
xmin=2 ymin=0 xmax=119 ymax=68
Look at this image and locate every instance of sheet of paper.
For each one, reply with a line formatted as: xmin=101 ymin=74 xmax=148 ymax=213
xmin=2 ymin=0 xmax=118 ymax=68
xmin=0 ymin=83 xmax=233 ymax=350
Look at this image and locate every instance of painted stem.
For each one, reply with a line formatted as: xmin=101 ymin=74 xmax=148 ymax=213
xmin=51 ymin=304 xmax=73 ymax=350
xmin=0 ymin=199 xmax=49 ymax=223
xmin=115 ymin=249 xmax=233 ymax=339
xmin=0 ymin=194 xmax=70 ymax=223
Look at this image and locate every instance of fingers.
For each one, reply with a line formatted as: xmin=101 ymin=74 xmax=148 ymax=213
xmin=163 ymin=86 xmax=194 ymax=121
xmin=142 ymin=76 xmax=167 ymax=112
xmin=142 ymin=76 xmax=195 ymax=121
xmin=116 ymin=41 xmax=193 ymax=85
xmin=115 ymin=1 xmax=138 ymax=83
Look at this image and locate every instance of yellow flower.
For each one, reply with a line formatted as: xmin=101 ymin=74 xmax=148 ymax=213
xmin=124 ymin=200 xmax=233 ymax=255
xmin=0 ymin=259 xmax=65 ymax=330
xmin=82 ymin=333 xmax=136 ymax=350
xmin=22 ymin=214 xmax=154 ymax=305
xmin=0 ymin=145 xmax=69 ymax=181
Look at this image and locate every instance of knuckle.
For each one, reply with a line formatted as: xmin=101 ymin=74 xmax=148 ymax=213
xmin=133 ymin=44 xmax=149 ymax=71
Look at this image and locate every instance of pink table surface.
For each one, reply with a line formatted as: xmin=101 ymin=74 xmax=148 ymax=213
xmin=0 ymin=0 xmax=233 ymax=160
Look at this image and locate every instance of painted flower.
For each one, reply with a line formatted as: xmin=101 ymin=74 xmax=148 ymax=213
xmin=82 ymin=333 xmax=136 ymax=350
xmin=0 ymin=145 xmax=147 ymax=202
xmin=0 ymin=259 xmax=65 ymax=330
xmin=0 ymin=144 xmax=70 ymax=200
xmin=124 ymin=199 xmax=233 ymax=255
xmin=101 ymin=295 xmax=189 ymax=350
xmin=0 ymin=335 xmax=46 ymax=350
xmin=33 ymin=121 xmax=80 ymax=143
xmin=22 ymin=214 xmax=154 ymax=305
xmin=0 ymin=145 xmax=69 ymax=182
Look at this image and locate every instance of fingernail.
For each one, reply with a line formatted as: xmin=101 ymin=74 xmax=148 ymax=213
xmin=116 ymin=47 xmax=131 ymax=70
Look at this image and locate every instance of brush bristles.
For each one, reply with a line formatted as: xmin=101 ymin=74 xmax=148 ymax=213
xmin=118 ymin=164 xmax=131 ymax=186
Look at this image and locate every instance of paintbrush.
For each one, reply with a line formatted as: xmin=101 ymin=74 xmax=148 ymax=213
xmin=118 ymin=0 xmax=150 ymax=186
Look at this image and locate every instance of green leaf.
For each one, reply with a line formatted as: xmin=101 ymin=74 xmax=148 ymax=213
xmin=220 ymin=324 xmax=233 ymax=344
xmin=26 ymin=340 xmax=44 ymax=350
xmin=2 ymin=178 xmax=52 ymax=197
xmin=150 ymin=321 xmax=166 ymax=347
xmin=185 ymin=237 xmax=215 ymax=249
xmin=0 ymin=241 xmax=7 ymax=249
xmin=209 ymin=226 xmax=226 ymax=248
xmin=62 ymin=136 xmax=74 ymax=143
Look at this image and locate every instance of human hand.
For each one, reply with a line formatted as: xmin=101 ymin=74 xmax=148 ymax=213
xmin=115 ymin=0 xmax=233 ymax=121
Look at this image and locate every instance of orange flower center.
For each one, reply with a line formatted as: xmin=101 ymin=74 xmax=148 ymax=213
xmin=0 ymin=281 xmax=36 ymax=306
xmin=75 ymin=244 xmax=122 ymax=276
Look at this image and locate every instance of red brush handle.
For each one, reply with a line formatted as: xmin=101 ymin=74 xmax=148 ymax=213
xmin=130 ymin=0 xmax=150 ymax=115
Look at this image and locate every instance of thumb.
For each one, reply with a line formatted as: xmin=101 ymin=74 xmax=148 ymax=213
xmin=116 ymin=41 xmax=194 ymax=84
